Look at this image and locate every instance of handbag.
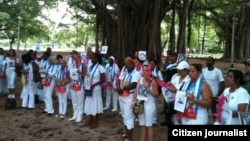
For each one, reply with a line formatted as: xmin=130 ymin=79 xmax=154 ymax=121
xmin=85 ymin=89 xmax=92 ymax=96
xmin=32 ymin=62 xmax=41 ymax=82
xmin=37 ymin=81 xmax=44 ymax=89
xmin=133 ymin=101 xmax=144 ymax=115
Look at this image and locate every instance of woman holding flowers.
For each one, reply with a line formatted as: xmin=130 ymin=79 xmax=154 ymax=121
xmin=222 ymin=69 xmax=250 ymax=124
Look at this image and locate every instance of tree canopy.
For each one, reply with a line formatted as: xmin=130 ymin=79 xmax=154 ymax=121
xmin=1 ymin=0 xmax=250 ymax=64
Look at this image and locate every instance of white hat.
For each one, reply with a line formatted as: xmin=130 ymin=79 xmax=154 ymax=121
xmin=176 ymin=61 xmax=189 ymax=70
xmin=109 ymin=56 xmax=115 ymax=61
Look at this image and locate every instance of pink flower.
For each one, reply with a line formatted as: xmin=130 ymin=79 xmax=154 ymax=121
xmin=157 ymin=79 xmax=171 ymax=90
xmin=213 ymin=94 xmax=227 ymax=124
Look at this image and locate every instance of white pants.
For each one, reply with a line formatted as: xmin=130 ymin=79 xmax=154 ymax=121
xmin=70 ymin=88 xmax=84 ymax=119
xmin=43 ymin=83 xmax=55 ymax=114
xmin=119 ymin=95 xmax=134 ymax=130
xmin=56 ymin=89 xmax=68 ymax=115
xmin=66 ymin=84 xmax=72 ymax=100
xmin=105 ymin=88 xmax=118 ymax=109
xmin=20 ymin=80 xmax=35 ymax=108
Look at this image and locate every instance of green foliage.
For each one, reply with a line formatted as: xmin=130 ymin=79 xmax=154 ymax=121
xmin=0 ymin=0 xmax=57 ymax=46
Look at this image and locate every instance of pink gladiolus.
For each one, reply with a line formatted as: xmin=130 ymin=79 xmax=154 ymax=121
xmin=214 ymin=94 xmax=227 ymax=123
xmin=115 ymin=69 xmax=121 ymax=88
xmin=157 ymin=79 xmax=171 ymax=90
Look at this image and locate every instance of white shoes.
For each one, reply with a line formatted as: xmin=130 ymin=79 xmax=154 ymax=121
xmin=68 ymin=116 xmax=77 ymax=121
xmin=75 ymin=116 xmax=83 ymax=123
xmin=103 ymin=107 xmax=109 ymax=110
xmin=111 ymin=108 xmax=117 ymax=112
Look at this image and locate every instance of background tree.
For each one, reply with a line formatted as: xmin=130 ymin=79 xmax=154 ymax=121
xmin=195 ymin=0 xmax=250 ymax=60
xmin=0 ymin=0 xmax=56 ymax=49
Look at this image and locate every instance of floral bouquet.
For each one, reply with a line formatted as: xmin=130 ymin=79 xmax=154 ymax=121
xmin=156 ymin=79 xmax=171 ymax=91
xmin=213 ymin=94 xmax=227 ymax=125
xmin=115 ymin=69 xmax=121 ymax=88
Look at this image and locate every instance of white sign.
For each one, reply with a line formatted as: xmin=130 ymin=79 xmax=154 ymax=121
xmin=137 ymin=84 xmax=148 ymax=101
xmin=138 ymin=51 xmax=147 ymax=61
xmin=35 ymin=43 xmax=41 ymax=52
xmin=100 ymin=46 xmax=108 ymax=54
xmin=81 ymin=52 xmax=87 ymax=64
xmin=70 ymin=68 xmax=79 ymax=81
xmin=220 ymin=104 xmax=232 ymax=125
xmin=174 ymin=91 xmax=187 ymax=112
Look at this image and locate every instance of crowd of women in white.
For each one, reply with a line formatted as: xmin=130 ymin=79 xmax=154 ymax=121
xmin=0 ymin=47 xmax=250 ymax=141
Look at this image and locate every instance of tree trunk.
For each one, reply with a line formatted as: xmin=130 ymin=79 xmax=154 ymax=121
xmin=169 ymin=0 xmax=176 ymax=51
xmin=93 ymin=0 xmax=171 ymax=68
xmin=177 ymin=0 xmax=191 ymax=54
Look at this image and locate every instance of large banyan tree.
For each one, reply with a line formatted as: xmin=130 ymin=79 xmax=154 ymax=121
xmin=68 ymin=0 xmax=250 ymax=65
xmin=68 ymin=0 xmax=176 ymax=66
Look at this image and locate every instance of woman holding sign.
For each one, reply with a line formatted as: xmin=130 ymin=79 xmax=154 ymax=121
xmin=132 ymin=64 xmax=159 ymax=141
xmin=168 ymin=61 xmax=190 ymax=125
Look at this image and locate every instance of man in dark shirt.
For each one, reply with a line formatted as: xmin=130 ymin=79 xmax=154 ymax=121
xmin=160 ymin=50 xmax=178 ymax=126
xmin=242 ymin=59 xmax=250 ymax=112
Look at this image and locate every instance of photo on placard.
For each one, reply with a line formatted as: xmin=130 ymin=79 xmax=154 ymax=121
xmin=137 ymin=84 xmax=148 ymax=101
xmin=100 ymin=46 xmax=108 ymax=54
xmin=81 ymin=52 xmax=87 ymax=63
xmin=138 ymin=51 xmax=147 ymax=61
xmin=174 ymin=91 xmax=187 ymax=112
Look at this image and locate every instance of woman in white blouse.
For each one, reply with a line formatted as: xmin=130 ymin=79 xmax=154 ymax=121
xmin=40 ymin=56 xmax=59 ymax=115
xmin=223 ymin=69 xmax=250 ymax=124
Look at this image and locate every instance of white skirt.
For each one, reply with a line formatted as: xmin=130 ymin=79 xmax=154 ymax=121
xmin=84 ymin=87 xmax=103 ymax=116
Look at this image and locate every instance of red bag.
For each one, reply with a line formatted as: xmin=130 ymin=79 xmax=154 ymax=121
xmin=180 ymin=105 xmax=196 ymax=119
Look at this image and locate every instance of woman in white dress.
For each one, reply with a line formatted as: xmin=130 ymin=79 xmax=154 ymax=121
xmin=3 ymin=49 xmax=20 ymax=98
xmin=84 ymin=52 xmax=106 ymax=129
